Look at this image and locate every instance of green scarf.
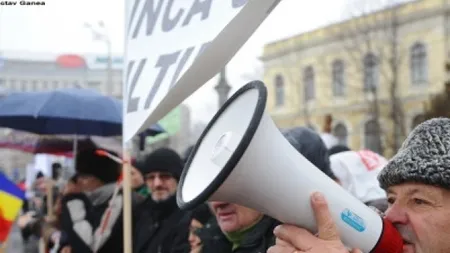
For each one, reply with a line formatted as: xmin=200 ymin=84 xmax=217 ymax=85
xmin=224 ymin=215 xmax=263 ymax=251
xmin=135 ymin=184 xmax=150 ymax=198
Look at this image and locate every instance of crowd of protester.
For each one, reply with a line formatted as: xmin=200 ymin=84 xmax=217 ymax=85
xmin=14 ymin=117 xmax=450 ymax=253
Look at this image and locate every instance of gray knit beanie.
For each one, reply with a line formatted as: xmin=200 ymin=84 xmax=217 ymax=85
xmin=378 ymin=117 xmax=450 ymax=190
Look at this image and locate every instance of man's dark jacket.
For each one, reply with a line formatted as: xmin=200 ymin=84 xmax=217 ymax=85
xmin=59 ymin=184 xmax=142 ymax=253
xmin=198 ymin=215 xmax=279 ymax=253
xmin=133 ymin=195 xmax=190 ymax=253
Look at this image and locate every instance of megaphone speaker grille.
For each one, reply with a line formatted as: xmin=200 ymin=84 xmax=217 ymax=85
xmin=177 ymin=81 xmax=266 ymax=210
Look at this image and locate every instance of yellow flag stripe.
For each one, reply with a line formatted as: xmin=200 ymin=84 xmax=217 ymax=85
xmin=0 ymin=191 xmax=23 ymax=221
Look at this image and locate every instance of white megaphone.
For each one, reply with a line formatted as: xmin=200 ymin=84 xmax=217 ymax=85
xmin=177 ymin=81 xmax=403 ymax=253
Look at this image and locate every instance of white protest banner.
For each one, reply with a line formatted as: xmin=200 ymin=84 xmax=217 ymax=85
xmin=124 ymin=0 xmax=282 ymax=142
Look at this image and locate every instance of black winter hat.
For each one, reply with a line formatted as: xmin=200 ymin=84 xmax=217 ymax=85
xmin=328 ymin=145 xmax=351 ymax=156
xmin=134 ymin=148 xmax=183 ymax=180
xmin=190 ymin=203 xmax=213 ymax=225
xmin=75 ymin=148 xmax=121 ymax=184
xmin=282 ymin=127 xmax=337 ymax=180
xmin=52 ymin=162 xmax=62 ymax=180
xmin=52 ymin=162 xmax=62 ymax=170
xmin=378 ymin=117 xmax=450 ymax=190
xmin=36 ymin=171 xmax=44 ymax=179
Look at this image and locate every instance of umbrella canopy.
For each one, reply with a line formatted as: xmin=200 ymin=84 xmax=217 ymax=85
xmin=0 ymin=130 xmax=124 ymax=157
xmin=0 ymin=88 xmax=164 ymax=136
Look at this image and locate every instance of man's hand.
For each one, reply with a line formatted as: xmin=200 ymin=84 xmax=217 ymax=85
xmin=17 ymin=212 xmax=36 ymax=228
xmin=267 ymin=192 xmax=362 ymax=253
xmin=50 ymin=231 xmax=61 ymax=244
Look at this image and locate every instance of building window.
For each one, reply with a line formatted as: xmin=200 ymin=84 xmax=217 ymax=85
xmin=52 ymin=81 xmax=58 ymax=90
xmin=0 ymin=79 xmax=5 ymax=86
xmin=411 ymin=114 xmax=426 ymax=130
xmin=31 ymin=80 xmax=38 ymax=91
xmin=363 ymin=53 xmax=378 ymax=92
xmin=42 ymin=81 xmax=49 ymax=90
xmin=20 ymin=80 xmax=27 ymax=91
xmin=333 ymin=123 xmax=348 ymax=145
xmin=410 ymin=42 xmax=427 ymax=85
xmin=9 ymin=80 xmax=16 ymax=90
xmin=87 ymin=81 xmax=101 ymax=87
xmin=364 ymin=119 xmax=382 ymax=154
xmin=73 ymin=81 xmax=80 ymax=88
xmin=274 ymin=74 xmax=285 ymax=107
xmin=114 ymin=82 xmax=122 ymax=96
xmin=332 ymin=60 xmax=345 ymax=97
xmin=303 ymin=66 xmax=315 ymax=101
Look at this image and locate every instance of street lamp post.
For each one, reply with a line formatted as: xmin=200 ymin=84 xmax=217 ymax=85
xmin=106 ymin=39 xmax=112 ymax=96
xmin=84 ymin=21 xmax=113 ymax=96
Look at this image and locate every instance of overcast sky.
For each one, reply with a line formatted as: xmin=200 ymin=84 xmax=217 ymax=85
xmin=0 ymin=0 xmax=351 ymax=124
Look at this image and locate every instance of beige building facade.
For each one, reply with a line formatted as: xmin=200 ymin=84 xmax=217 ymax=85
xmin=261 ymin=0 xmax=450 ymax=156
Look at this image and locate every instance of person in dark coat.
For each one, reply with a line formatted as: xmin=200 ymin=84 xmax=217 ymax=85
xmin=58 ymin=148 xmax=142 ymax=253
xmin=198 ymin=127 xmax=340 ymax=253
xmin=133 ymin=148 xmax=191 ymax=253
xmin=19 ymin=171 xmax=59 ymax=246
xmin=187 ymin=203 xmax=214 ymax=253
xmin=198 ymin=213 xmax=277 ymax=253
xmin=52 ymin=162 xmax=66 ymax=192
xmin=130 ymin=161 xmax=150 ymax=199
xmin=19 ymin=174 xmax=80 ymax=250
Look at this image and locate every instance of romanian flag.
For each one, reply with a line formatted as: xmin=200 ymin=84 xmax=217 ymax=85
xmin=0 ymin=172 xmax=25 ymax=243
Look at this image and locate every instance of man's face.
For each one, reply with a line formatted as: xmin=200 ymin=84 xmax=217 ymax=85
xmin=145 ymin=171 xmax=177 ymax=202
xmin=130 ymin=167 xmax=144 ymax=189
xmin=189 ymin=219 xmax=203 ymax=251
xmin=209 ymin=202 xmax=262 ymax=233
xmin=35 ymin=177 xmax=47 ymax=193
xmin=385 ymin=183 xmax=450 ymax=253
xmin=77 ymin=174 xmax=103 ymax=192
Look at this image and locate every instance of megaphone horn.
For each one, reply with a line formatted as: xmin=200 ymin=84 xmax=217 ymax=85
xmin=177 ymin=81 xmax=403 ymax=253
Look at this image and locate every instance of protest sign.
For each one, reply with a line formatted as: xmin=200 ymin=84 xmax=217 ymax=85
xmin=123 ymin=0 xmax=282 ymax=142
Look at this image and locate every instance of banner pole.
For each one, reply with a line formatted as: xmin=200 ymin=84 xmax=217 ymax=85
xmin=122 ymin=147 xmax=133 ymax=253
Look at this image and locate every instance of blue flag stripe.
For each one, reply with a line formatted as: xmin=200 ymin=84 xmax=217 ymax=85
xmin=0 ymin=172 xmax=25 ymax=200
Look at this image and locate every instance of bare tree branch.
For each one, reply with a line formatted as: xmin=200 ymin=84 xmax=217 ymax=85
xmin=276 ymin=49 xmax=313 ymax=125
xmin=331 ymin=0 xmax=415 ymax=154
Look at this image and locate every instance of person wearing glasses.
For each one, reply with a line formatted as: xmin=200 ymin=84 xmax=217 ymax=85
xmin=133 ymin=148 xmax=191 ymax=253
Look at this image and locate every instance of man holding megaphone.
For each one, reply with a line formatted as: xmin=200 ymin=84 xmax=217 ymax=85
xmin=189 ymin=126 xmax=342 ymax=253
xmin=269 ymin=117 xmax=450 ymax=253
xmin=178 ymin=81 xmax=449 ymax=253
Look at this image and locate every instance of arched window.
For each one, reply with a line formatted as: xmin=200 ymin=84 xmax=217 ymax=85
xmin=363 ymin=53 xmax=378 ymax=92
xmin=332 ymin=60 xmax=345 ymax=96
xmin=410 ymin=43 xmax=427 ymax=85
xmin=274 ymin=74 xmax=285 ymax=107
xmin=303 ymin=66 xmax=315 ymax=101
xmin=364 ymin=119 xmax=382 ymax=154
xmin=333 ymin=123 xmax=348 ymax=145
xmin=411 ymin=114 xmax=426 ymax=130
